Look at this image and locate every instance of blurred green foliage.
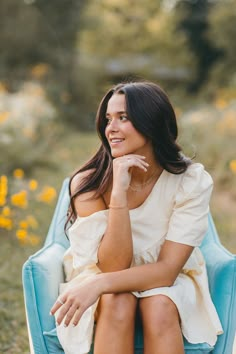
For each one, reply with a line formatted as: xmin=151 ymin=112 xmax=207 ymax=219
xmin=0 ymin=0 xmax=236 ymax=129
xmin=0 ymin=0 xmax=235 ymax=245
xmin=0 ymin=2 xmax=235 ymax=352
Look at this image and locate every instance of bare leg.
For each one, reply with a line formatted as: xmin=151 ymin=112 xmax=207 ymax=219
xmin=139 ymin=295 xmax=184 ymax=354
xmin=94 ymin=293 xmax=137 ymax=354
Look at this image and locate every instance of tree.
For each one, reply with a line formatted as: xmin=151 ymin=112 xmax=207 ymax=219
xmin=207 ymin=0 xmax=236 ymax=91
xmin=77 ymin=0 xmax=196 ymax=99
xmin=176 ymin=0 xmax=223 ymax=93
xmin=0 ymin=0 xmax=92 ymax=129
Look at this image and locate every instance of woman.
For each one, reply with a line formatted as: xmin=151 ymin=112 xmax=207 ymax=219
xmin=50 ymin=81 xmax=223 ymax=354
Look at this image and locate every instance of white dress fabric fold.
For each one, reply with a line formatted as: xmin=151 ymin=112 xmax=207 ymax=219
xmin=56 ymin=163 xmax=223 ymax=353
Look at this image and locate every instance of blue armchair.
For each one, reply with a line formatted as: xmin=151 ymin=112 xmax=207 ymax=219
xmin=22 ymin=178 xmax=236 ymax=354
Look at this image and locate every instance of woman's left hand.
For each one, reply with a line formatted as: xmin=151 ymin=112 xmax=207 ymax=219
xmin=50 ymin=276 xmax=102 ymax=327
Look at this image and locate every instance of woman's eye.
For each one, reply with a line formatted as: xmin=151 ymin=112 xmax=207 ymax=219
xmin=106 ymin=118 xmax=112 ymax=125
xmin=120 ymin=115 xmax=128 ymax=121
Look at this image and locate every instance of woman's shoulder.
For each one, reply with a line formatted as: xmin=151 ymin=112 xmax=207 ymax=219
xmin=70 ymin=168 xmax=95 ymax=195
xmin=183 ymin=162 xmax=213 ymax=187
xmin=174 ymin=162 xmax=213 ymax=204
xmin=70 ymin=169 xmax=107 ymax=218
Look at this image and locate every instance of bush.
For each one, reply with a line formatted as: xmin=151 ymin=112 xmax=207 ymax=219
xmin=0 ymin=80 xmax=58 ymax=174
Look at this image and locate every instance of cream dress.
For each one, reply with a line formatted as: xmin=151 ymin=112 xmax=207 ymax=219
xmin=56 ymin=163 xmax=223 ymax=354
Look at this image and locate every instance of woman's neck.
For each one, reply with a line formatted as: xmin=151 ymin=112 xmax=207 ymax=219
xmin=130 ymin=161 xmax=163 ymax=186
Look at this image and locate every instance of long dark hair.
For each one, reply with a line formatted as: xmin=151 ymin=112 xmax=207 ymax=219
xmin=66 ymin=81 xmax=191 ymax=228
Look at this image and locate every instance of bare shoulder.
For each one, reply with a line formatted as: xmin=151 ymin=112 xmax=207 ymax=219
xmin=70 ymin=169 xmax=107 ymax=218
xmin=70 ymin=169 xmax=94 ymax=195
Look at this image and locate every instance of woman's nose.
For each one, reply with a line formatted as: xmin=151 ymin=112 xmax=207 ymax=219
xmin=108 ymin=119 xmax=119 ymax=132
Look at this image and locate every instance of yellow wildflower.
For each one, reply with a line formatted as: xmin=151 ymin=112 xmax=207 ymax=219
xmin=29 ymin=179 xmax=38 ymax=191
xmin=214 ymin=98 xmax=227 ymax=110
xmin=0 ymin=82 xmax=8 ymax=93
xmin=26 ymin=215 xmax=38 ymax=229
xmin=5 ymin=218 xmax=13 ymax=230
xmin=2 ymin=206 xmax=11 ymax=216
xmin=0 ymin=216 xmax=13 ymax=230
xmin=0 ymin=176 xmax=8 ymax=206
xmin=229 ymin=160 xmax=236 ymax=174
xmin=0 ymin=175 xmax=8 ymax=195
xmin=19 ymin=220 xmax=28 ymax=229
xmin=0 ymin=215 xmax=5 ymax=228
xmin=16 ymin=229 xmax=28 ymax=240
xmin=37 ymin=186 xmax=57 ymax=204
xmin=0 ymin=111 xmax=10 ymax=124
xmin=29 ymin=234 xmax=40 ymax=246
xmin=11 ymin=190 xmax=28 ymax=208
xmin=0 ymin=195 xmax=6 ymax=207
xmin=0 ymin=175 xmax=8 ymax=185
xmin=31 ymin=63 xmax=50 ymax=79
xmin=13 ymin=169 xmax=24 ymax=179
xmin=0 ymin=175 xmax=8 ymax=184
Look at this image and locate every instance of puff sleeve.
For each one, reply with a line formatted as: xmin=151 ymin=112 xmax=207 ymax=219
xmin=165 ymin=163 xmax=213 ymax=247
xmin=68 ymin=210 xmax=108 ymax=270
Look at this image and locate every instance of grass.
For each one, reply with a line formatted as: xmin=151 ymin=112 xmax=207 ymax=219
xmin=0 ymin=115 xmax=235 ymax=352
xmin=0 ymin=238 xmax=37 ymax=353
xmin=0 ymin=131 xmax=99 ymax=353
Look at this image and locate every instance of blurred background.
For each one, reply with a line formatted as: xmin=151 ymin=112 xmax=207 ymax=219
xmin=0 ymin=0 xmax=235 ymax=352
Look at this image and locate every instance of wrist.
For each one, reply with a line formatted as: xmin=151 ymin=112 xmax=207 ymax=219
xmin=97 ymin=273 xmax=111 ymax=295
xmin=110 ymin=190 xmax=127 ymax=205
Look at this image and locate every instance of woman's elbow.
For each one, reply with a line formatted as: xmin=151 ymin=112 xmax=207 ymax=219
xmin=97 ymin=257 xmax=132 ymax=273
xmin=157 ymin=262 xmax=180 ymax=287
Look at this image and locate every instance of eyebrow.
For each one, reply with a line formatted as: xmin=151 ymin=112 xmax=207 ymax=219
xmin=105 ymin=111 xmax=127 ymax=116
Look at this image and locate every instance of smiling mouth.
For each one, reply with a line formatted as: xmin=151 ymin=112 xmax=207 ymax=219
xmin=110 ymin=138 xmax=124 ymax=144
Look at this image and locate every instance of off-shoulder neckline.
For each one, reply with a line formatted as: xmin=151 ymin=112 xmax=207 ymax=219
xmin=73 ymin=163 xmax=203 ymax=221
xmin=72 ymin=169 xmax=166 ymax=223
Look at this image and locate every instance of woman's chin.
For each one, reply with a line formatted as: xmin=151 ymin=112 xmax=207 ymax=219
xmin=111 ymin=153 xmax=123 ymax=158
xmin=110 ymin=149 xmax=126 ymax=158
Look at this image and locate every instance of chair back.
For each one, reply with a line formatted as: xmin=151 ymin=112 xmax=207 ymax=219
xmin=22 ymin=178 xmax=236 ymax=354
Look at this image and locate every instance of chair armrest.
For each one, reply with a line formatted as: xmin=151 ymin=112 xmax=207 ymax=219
xmin=22 ymin=243 xmax=66 ymax=354
xmin=201 ymin=241 xmax=236 ymax=354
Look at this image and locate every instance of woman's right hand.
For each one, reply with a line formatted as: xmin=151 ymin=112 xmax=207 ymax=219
xmin=112 ymin=154 xmax=149 ymax=193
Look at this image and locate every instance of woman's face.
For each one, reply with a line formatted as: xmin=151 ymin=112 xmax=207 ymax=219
xmin=105 ymin=93 xmax=151 ymax=158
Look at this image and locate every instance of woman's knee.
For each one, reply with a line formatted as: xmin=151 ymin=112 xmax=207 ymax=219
xmin=97 ymin=293 xmax=137 ymax=325
xmin=139 ymin=295 xmax=180 ymax=335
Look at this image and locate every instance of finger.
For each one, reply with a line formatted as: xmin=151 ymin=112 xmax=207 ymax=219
xmin=128 ymin=159 xmax=149 ymax=171
xmin=50 ymin=297 xmax=66 ymax=315
xmin=119 ymin=156 xmax=149 ymax=168
xmin=57 ymin=298 xmax=65 ymax=305
xmin=56 ymin=302 xmax=73 ymax=325
xmin=134 ymin=159 xmax=149 ymax=168
xmin=50 ymin=303 xmax=60 ymax=316
xmin=71 ymin=307 xmax=85 ymax=327
xmin=124 ymin=155 xmax=149 ymax=165
xmin=63 ymin=304 xmax=79 ymax=327
xmin=126 ymin=157 xmax=149 ymax=166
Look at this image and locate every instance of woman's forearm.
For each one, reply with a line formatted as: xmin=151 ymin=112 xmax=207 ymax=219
xmin=98 ymin=261 xmax=174 ymax=294
xmin=97 ymin=191 xmax=133 ymax=272
xmin=98 ymin=241 xmax=194 ymax=293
